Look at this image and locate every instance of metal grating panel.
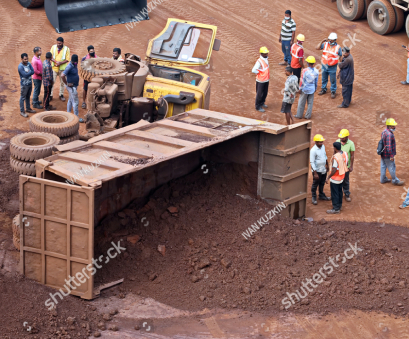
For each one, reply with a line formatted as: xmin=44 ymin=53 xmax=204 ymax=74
xmin=20 ymin=176 xmax=95 ymax=300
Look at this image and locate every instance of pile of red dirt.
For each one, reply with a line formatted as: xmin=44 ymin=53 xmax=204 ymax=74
xmin=93 ymin=162 xmax=409 ymax=318
xmin=0 ymin=137 xmax=21 ymax=217
xmin=0 ymin=273 xmax=104 ymax=339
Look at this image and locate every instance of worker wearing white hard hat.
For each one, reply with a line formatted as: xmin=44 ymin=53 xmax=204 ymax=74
xmin=316 ymin=32 xmax=342 ymax=99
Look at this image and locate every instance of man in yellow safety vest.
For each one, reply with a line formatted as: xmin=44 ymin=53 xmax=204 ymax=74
xmin=50 ymin=37 xmax=70 ymax=102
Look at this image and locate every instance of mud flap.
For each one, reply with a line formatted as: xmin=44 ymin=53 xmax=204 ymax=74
xmin=19 ymin=176 xmax=95 ymax=300
xmin=45 ymin=0 xmax=148 ymax=33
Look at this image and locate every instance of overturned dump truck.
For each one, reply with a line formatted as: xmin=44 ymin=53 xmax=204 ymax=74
xmin=18 ymin=0 xmax=148 ymax=33
xmin=19 ymin=109 xmax=311 ymax=299
xmin=80 ymin=19 xmax=220 ymax=133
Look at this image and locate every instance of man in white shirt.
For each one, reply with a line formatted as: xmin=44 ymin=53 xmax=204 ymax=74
xmin=252 ymin=47 xmax=270 ymax=113
xmin=310 ymin=134 xmax=330 ymax=205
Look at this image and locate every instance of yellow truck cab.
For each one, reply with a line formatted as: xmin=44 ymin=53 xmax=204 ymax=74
xmin=143 ymin=18 xmax=221 ymax=117
xmin=79 ymin=19 xmax=220 ymax=127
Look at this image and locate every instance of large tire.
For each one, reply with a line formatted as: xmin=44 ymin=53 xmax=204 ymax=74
xmin=367 ymin=0 xmax=396 ymax=35
xmin=360 ymin=0 xmax=373 ymax=19
xmin=392 ymin=6 xmax=405 ymax=33
xmin=59 ymin=132 xmax=80 ymax=145
xmin=337 ymin=0 xmax=365 ymax=21
xmin=18 ymin=0 xmax=44 ymax=8
xmin=12 ymin=214 xmax=20 ymax=239
xmin=29 ymin=111 xmax=79 ymax=138
xmin=79 ymin=58 xmax=127 ymax=82
xmin=13 ymin=235 xmax=20 ymax=251
xmin=10 ymin=132 xmax=60 ymax=161
xmin=10 ymin=156 xmax=36 ymax=176
xmin=406 ymin=15 xmax=409 ymax=38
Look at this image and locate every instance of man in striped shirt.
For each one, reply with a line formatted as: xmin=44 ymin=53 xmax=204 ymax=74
xmin=279 ymin=10 xmax=296 ymax=66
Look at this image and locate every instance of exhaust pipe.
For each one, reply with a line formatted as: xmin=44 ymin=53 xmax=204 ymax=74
xmin=45 ymin=0 xmax=148 ymax=33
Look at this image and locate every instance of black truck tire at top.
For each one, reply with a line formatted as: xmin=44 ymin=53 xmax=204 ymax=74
xmin=18 ymin=0 xmax=44 ymax=8
xmin=360 ymin=0 xmax=373 ymax=19
xmin=337 ymin=0 xmax=365 ymax=21
xmin=392 ymin=5 xmax=405 ymax=33
xmin=406 ymin=15 xmax=409 ymax=38
xmin=367 ymin=0 xmax=396 ymax=35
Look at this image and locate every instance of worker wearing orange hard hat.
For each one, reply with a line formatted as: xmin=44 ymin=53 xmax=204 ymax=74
xmin=310 ymin=134 xmax=331 ymax=205
xmin=290 ymin=33 xmax=305 ymax=83
xmin=252 ymin=46 xmax=270 ymax=113
xmin=336 ymin=129 xmax=355 ymax=202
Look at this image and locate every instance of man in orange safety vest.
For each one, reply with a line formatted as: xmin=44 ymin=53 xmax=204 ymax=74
xmin=316 ymin=33 xmax=342 ymax=99
xmin=290 ymin=34 xmax=305 ymax=83
xmin=252 ymin=47 xmax=270 ymax=113
xmin=326 ymin=142 xmax=348 ymax=214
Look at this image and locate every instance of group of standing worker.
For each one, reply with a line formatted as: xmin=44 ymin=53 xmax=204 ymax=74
xmin=310 ymin=117 xmax=409 ymax=213
xmin=18 ymin=37 xmax=124 ymax=121
xmin=252 ymin=10 xmax=355 ymax=124
xmin=310 ymin=130 xmax=354 ymax=214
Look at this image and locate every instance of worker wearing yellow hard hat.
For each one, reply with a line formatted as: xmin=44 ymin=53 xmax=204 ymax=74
xmin=252 ymin=47 xmax=270 ymax=113
xmin=385 ymin=118 xmax=397 ymax=126
xmin=295 ymin=55 xmax=319 ymax=120
xmin=310 ymin=134 xmax=331 ymax=205
xmin=336 ymin=129 xmax=355 ymax=202
xmin=380 ymin=118 xmax=405 ymax=186
xmin=290 ymin=33 xmax=305 ymax=83
xmin=259 ymin=46 xmax=269 ymax=54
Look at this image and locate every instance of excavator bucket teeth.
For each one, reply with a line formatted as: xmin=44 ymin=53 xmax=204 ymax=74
xmin=45 ymin=0 xmax=148 ymax=33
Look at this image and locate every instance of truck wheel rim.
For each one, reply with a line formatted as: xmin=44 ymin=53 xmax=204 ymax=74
xmin=341 ymin=0 xmax=355 ymax=14
xmin=371 ymin=7 xmax=386 ymax=28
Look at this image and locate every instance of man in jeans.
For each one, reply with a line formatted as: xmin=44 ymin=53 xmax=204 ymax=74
xmin=62 ymin=55 xmax=84 ymax=122
xmin=380 ymin=118 xmax=404 ymax=185
xmin=42 ymin=52 xmax=55 ymax=111
xmin=310 ymin=134 xmax=330 ymax=205
xmin=296 ymin=56 xmax=318 ymax=119
xmin=400 ymin=190 xmax=409 ymax=209
xmin=31 ymin=47 xmax=43 ymax=109
xmin=401 ymin=45 xmax=409 ymax=85
xmin=18 ymin=53 xmax=36 ymax=117
xmin=279 ymin=10 xmax=296 ymax=66
xmin=316 ymin=33 xmax=342 ymax=99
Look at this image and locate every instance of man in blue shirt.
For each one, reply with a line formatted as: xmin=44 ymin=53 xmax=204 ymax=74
xmin=295 ymin=56 xmax=319 ymax=119
xmin=18 ymin=53 xmax=37 ymax=117
xmin=62 ymin=55 xmax=83 ymax=122
xmin=310 ymin=134 xmax=331 ymax=205
xmin=316 ymin=33 xmax=342 ymax=99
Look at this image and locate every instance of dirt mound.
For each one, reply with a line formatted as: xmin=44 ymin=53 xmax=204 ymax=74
xmin=93 ymin=162 xmax=409 ymax=317
xmin=0 ymin=273 xmax=102 ymax=339
xmin=0 ymin=138 xmax=20 ymax=217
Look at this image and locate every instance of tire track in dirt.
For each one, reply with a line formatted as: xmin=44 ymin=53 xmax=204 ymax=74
xmin=0 ymin=2 xmax=14 ymax=60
